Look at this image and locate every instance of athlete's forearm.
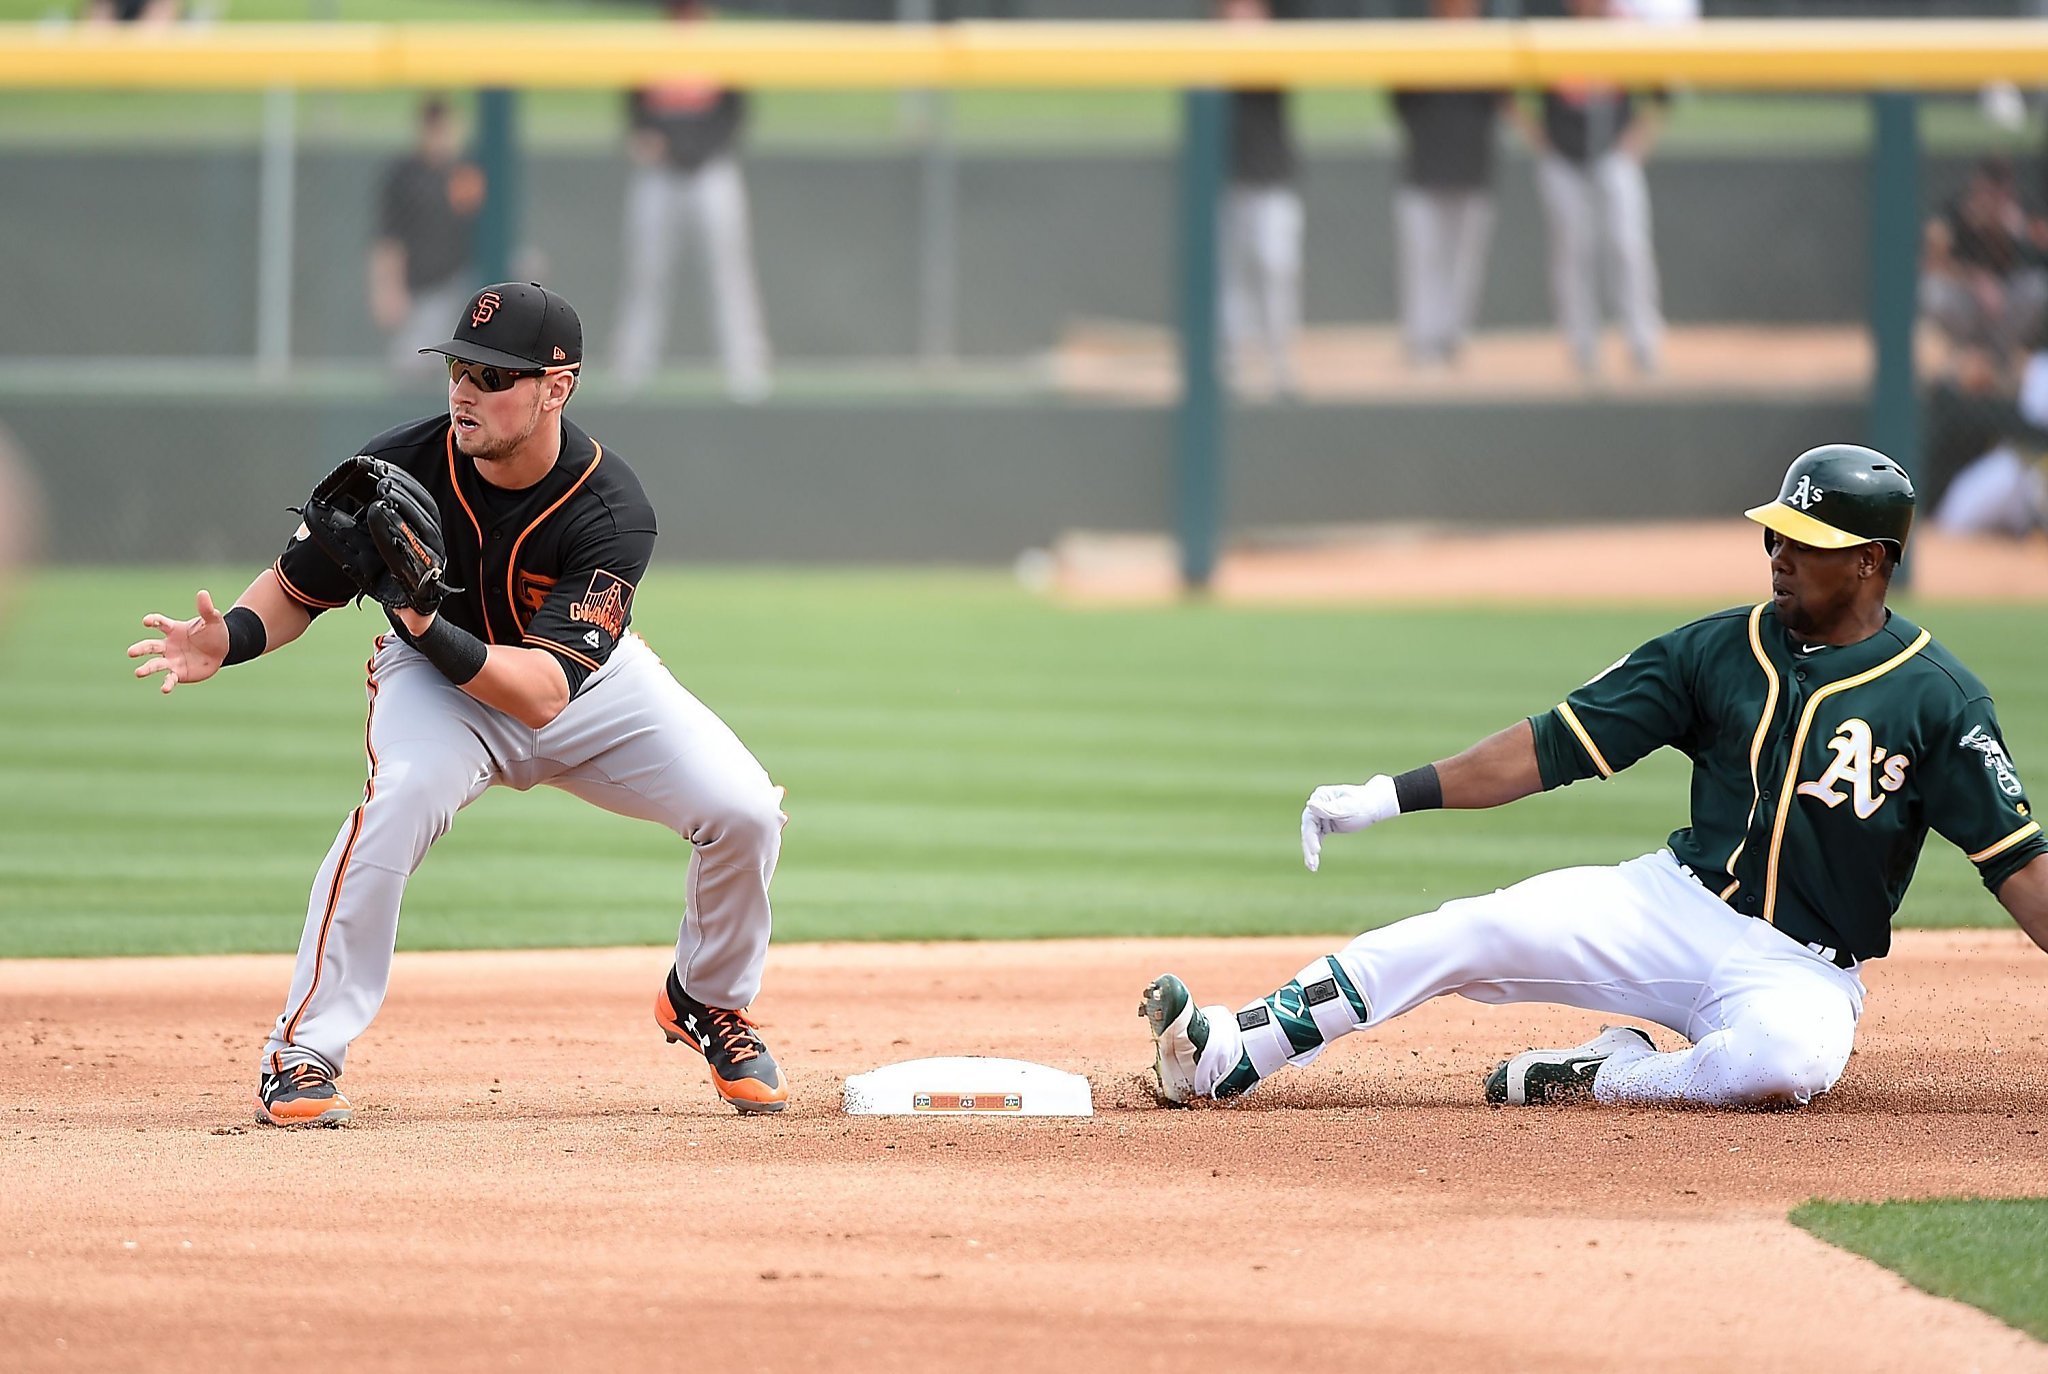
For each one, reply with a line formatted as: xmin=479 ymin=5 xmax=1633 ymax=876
xmin=1433 ymin=719 xmax=1544 ymax=810
xmin=1997 ymin=854 xmax=2048 ymax=955
xmin=465 ymin=645 xmax=572 ymax=729
xmin=235 ymin=569 xmax=315 ymax=655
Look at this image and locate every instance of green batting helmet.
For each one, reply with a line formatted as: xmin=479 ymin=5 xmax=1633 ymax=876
xmin=1744 ymin=444 xmax=1916 ymax=555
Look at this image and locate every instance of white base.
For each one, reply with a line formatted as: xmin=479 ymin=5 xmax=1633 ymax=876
xmin=842 ymin=1056 xmax=1094 ymax=1117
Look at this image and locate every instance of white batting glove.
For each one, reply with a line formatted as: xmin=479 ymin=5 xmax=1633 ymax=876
xmin=1300 ymin=775 xmax=1400 ymax=873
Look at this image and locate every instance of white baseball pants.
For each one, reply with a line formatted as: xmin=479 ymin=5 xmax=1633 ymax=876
xmin=1220 ymin=183 xmax=1304 ymax=393
xmin=1206 ymin=849 xmax=1865 ymax=1108
xmin=611 ymin=155 xmax=772 ymax=400
xmin=261 ymin=633 xmax=784 ymax=1077
xmin=1394 ymin=185 xmax=1495 ymax=364
xmin=1535 ymin=149 xmax=1665 ymax=375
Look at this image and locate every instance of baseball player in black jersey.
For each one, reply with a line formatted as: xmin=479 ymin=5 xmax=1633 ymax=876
xmin=129 ymin=282 xmax=792 ymax=1125
xmin=1144 ymin=445 xmax=2048 ymax=1109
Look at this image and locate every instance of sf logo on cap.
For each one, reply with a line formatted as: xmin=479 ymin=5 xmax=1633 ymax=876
xmin=471 ymin=291 xmax=503 ymax=327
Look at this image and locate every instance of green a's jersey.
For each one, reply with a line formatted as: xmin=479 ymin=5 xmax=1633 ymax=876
xmin=1529 ymin=604 xmax=2045 ymax=961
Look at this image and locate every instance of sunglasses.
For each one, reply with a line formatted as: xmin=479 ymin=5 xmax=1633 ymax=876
xmin=446 ymin=358 xmax=576 ymax=393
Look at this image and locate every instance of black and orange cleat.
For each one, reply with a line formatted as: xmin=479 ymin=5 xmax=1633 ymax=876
xmin=655 ymin=967 xmax=788 ymax=1115
xmin=254 ymin=1060 xmax=352 ymax=1128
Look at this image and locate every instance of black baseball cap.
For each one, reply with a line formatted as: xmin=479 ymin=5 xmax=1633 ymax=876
xmin=422 ymin=281 xmax=583 ymax=372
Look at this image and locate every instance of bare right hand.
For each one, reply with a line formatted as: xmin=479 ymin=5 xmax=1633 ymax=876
xmin=128 ymin=589 xmax=230 ymax=695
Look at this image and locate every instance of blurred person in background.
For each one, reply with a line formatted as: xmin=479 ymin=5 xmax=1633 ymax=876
xmin=1920 ymin=156 xmax=2048 ymax=369
xmin=370 ymin=97 xmax=485 ymax=378
xmin=1515 ymin=0 xmax=1667 ymax=379
xmin=1218 ymin=0 xmax=1302 ymax=398
xmin=83 ymin=0 xmax=179 ymax=23
xmin=611 ymin=0 xmax=772 ymax=403
xmin=1931 ymin=338 xmax=2048 ymax=541
xmin=1390 ymin=0 xmax=1505 ymax=370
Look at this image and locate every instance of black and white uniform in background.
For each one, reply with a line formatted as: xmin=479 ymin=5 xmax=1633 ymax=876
xmin=1535 ymin=84 xmax=1667 ymax=377
xmin=1391 ymin=89 xmax=1503 ymax=367
xmin=376 ymin=151 xmax=484 ymax=371
xmin=611 ymin=85 xmax=772 ymax=402
xmin=1223 ymin=90 xmax=1303 ymax=395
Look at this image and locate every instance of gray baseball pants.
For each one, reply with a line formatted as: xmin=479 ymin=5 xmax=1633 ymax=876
xmin=261 ymin=632 xmax=783 ymax=1077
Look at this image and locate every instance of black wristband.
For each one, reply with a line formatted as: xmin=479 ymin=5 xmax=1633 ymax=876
xmin=221 ymin=606 xmax=267 ymax=666
xmin=412 ymin=615 xmax=489 ymax=685
xmin=1392 ymin=764 xmax=1443 ymax=813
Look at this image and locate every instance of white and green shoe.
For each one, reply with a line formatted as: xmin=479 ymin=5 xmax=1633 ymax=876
xmin=1484 ymin=1025 xmax=1655 ymax=1106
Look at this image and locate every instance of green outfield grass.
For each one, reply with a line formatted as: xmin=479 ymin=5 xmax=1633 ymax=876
xmin=0 ymin=567 xmax=2040 ymax=958
xmin=1792 ymin=1199 xmax=2048 ymax=1341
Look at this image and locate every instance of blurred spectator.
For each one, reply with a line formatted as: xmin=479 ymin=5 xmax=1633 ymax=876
xmin=1932 ymin=344 xmax=2048 ymax=540
xmin=1390 ymin=0 xmax=1505 ymax=369
xmin=1920 ymin=157 xmax=2048 ymax=366
xmin=1514 ymin=0 xmax=1667 ymax=378
xmin=83 ymin=0 xmax=179 ymax=23
xmin=611 ymin=0 xmax=772 ymax=402
xmin=369 ymin=97 xmax=484 ymax=376
xmin=1217 ymin=0 xmax=1302 ymax=397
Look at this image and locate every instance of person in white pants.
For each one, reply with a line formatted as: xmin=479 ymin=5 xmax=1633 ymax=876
xmin=1518 ymin=0 xmax=1667 ymax=378
xmin=1391 ymin=0 xmax=1505 ymax=368
xmin=610 ymin=1 xmax=771 ymax=403
xmin=1144 ymin=445 xmax=2048 ymax=1111
xmin=1218 ymin=0 xmax=1302 ymax=397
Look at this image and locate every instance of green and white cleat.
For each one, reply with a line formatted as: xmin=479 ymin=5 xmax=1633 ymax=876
xmin=1484 ymin=1025 xmax=1656 ymax=1105
xmin=1140 ymin=973 xmax=1212 ymax=1105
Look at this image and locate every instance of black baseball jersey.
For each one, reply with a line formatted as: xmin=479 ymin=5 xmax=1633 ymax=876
xmin=274 ymin=416 xmax=657 ymax=696
xmin=1529 ymin=604 xmax=2044 ymax=963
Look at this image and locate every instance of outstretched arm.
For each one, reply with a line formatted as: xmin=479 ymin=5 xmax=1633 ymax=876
xmin=1301 ymin=719 xmax=1541 ymax=872
xmin=1998 ymin=853 xmax=2048 ymax=955
xmin=127 ymin=568 xmax=313 ymax=695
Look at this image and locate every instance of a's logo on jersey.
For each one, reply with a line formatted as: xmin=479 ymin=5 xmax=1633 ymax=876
xmin=1789 ymin=476 xmax=1824 ymax=510
xmin=1960 ymin=724 xmax=2025 ymax=798
xmin=569 ymin=570 xmax=633 ymax=639
xmin=1796 ymin=717 xmax=1910 ymax=819
xmin=470 ymin=291 xmax=503 ymax=327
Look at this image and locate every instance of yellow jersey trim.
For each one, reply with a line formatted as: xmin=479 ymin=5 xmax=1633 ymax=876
xmin=1720 ymin=602 xmax=1780 ymax=898
xmin=1969 ymin=821 xmax=2043 ymax=864
xmin=1556 ymin=701 xmax=1614 ymax=779
xmin=1761 ymin=627 xmax=1932 ymax=925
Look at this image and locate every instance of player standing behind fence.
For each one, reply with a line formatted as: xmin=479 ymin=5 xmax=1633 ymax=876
xmin=1390 ymin=0 xmax=1506 ymax=370
xmin=1515 ymin=0 xmax=1667 ymax=379
xmin=128 ymin=282 xmax=793 ymax=1126
xmin=1217 ymin=0 xmax=1303 ymax=398
xmin=610 ymin=0 xmax=773 ymax=403
xmin=1143 ymin=446 xmax=2048 ymax=1111
xmin=370 ymin=97 xmax=484 ymax=377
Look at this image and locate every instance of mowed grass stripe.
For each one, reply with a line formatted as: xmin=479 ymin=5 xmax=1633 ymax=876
xmin=1 ymin=568 xmax=2040 ymax=956
xmin=1792 ymin=1199 xmax=2048 ymax=1342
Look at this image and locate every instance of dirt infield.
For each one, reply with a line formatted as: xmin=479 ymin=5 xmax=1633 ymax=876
xmin=5 ymin=932 xmax=2048 ymax=1372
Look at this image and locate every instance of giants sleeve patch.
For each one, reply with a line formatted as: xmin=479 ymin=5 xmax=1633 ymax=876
xmin=568 ymin=569 xmax=634 ymax=639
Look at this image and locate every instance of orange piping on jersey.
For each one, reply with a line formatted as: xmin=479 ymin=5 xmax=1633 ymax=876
xmin=524 ymin=634 xmax=603 ymax=674
xmin=271 ymin=559 xmax=348 ymax=610
xmin=1719 ymin=603 xmax=1781 ymax=900
xmin=1969 ymin=821 xmax=2042 ymax=864
xmin=444 ymin=428 xmax=490 ymax=640
xmin=283 ymin=640 xmax=383 ymax=1051
xmin=1760 ymin=627 xmax=1931 ymax=925
xmin=505 ymin=441 xmax=604 ymax=639
xmin=1555 ymin=702 xmax=1614 ymax=779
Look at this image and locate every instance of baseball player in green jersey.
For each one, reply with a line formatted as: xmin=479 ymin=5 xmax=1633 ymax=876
xmin=1143 ymin=445 xmax=2048 ymax=1108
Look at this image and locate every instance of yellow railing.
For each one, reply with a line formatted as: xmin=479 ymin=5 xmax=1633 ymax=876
xmin=4 ymin=19 xmax=2048 ymax=91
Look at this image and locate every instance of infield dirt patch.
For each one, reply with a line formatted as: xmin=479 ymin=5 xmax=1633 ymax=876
xmin=5 ymin=932 xmax=2047 ymax=1372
